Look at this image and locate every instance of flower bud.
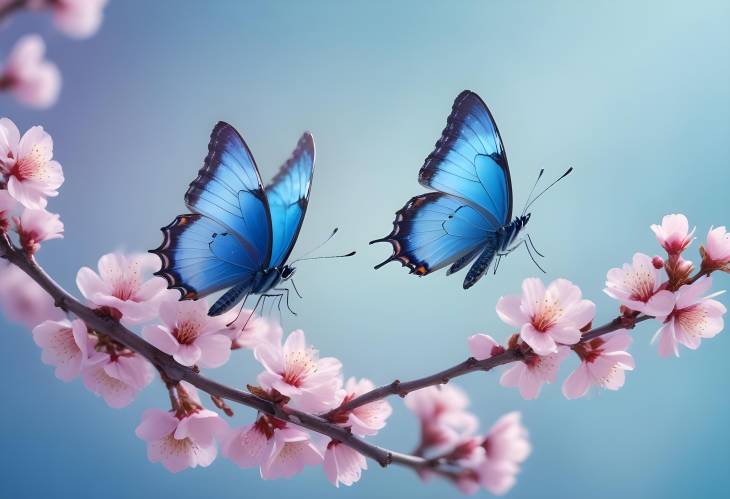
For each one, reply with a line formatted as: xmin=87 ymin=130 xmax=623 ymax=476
xmin=652 ymin=255 xmax=665 ymax=269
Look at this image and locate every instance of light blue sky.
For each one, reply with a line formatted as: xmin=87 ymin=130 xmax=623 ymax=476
xmin=1 ymin=1 xmax=729 ymax=498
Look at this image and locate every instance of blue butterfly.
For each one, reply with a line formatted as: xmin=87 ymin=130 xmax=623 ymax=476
xmin=372 ymin=90 xmax=570 ymax=288
xmin=151 ymin=122 xmax=315 ymax=317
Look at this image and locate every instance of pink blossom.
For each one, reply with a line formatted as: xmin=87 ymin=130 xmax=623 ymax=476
xmin=142 ymin=300 xmax=231 ymax=368
xmin=468 ymin=334 xmax=504 ymax=360
xmin=81 ymin=352 xmax=153 ymax=408
xmin=323 ymin=440 xmax=367 ymax=487
xmin=703 ymin=226 xmax=730 ymax=270
xmin=497 ymin=278 xmax=595 ymax=355
xmin=650 ymin=213 xmax=694 ymax=254
xmin=562 ymin=332 xmax=635 ymax=399
xmin=45 ymin=0 xmax=109 ymax=39
xmin=500 ymin=347 xmax=570 ymax=400
xmin=261 ymin=425 xmax=322 ymax=479
xmin=405 ymin=385 xmax=478 ymax=450
xmin=0 ymin=36 xmax=60 ymax=109
xmin=478 ymin=460 xmax=521 ymax=496
xmin=652 ymin=277 xmax=726 ymax=357
xmin=0 ymin=190 xmax=16 ymax=230
xmin=0 ymin=262 xmax=63 ymax=327
xmin=14 ymin=207 xmax=63 ymax=254
xmin=604 ymin=253 xmax=675 ymax=316
xmin=32 ymin=318 xmax=93 ymax=381
xmin=222 ymin=308 xmax=283 ymax=351
xmin=256 ymin=329 xmax=343 ymax=412
xmin=483 ymin=411 xmax=531 ymax=466
xmin=136 ymin=407 xmax=228 ymax=473
xmin=222 ymin=417 xmax=279 ymax=469
xmin=76 ymin=252 xmax=170 ymax=323
xmin=333 ymin=377 xmax=392 ymax=436
xmin=0 ymin=118 xmax=64 ymax=208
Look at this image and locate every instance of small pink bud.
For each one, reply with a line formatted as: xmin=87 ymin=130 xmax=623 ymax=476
xmin=652 ymin=256 xmax=665 ymax=269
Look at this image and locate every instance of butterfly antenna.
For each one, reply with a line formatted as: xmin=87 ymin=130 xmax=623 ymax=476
xmin=294 ymin=227 xmax=340 ymax=260
xmin=523 ymin=167 xmax=573 ymax=213
xmin=292 ymin=251 xmax=356 ymax=264
xmin=521 ymin=168 xmax=545 ymax=217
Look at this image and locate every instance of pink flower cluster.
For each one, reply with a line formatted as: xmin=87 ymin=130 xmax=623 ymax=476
xmin=405 ymin=385 xmax=531 ymax=495
xmin=0 ymin=1 xmax=108 ymax=108
xmin=464 ymin=213 xmax=726 ymax=405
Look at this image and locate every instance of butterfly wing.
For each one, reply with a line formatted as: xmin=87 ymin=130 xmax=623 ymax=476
xmin=265 ymin=132 xmax=315 ymax=267
xmin=419 ymin=90 xmax=512 ymax=225
xmin=152 ymin=122 xmax=273 ymax=301
xmin=185 ymin=121 xmax=272 ymax=265
xmin=371 ymin=193 xmax=499 ymax=275
xmin=151 ymin=214 xmax=257 ymax=299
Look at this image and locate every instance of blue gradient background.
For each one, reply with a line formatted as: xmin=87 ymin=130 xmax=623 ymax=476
xmin=1 ymin=1 xmax=729 ymax=498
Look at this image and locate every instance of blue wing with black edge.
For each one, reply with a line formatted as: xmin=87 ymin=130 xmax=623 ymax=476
xmin=371 ymin=193 xmax=499 ymax=275
xmin=419 ymin=90 xmax=513 ymax=225
xmin=185 ymin=121 xmax=272 ymax=266
xmin=265 ymin=132 xmax=315 ymax=268
xmin=151 ymin=214 xmax=257 ymax=299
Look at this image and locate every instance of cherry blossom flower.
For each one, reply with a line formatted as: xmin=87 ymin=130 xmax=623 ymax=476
xmin=483 ymin=411 xmax=531 ymax=467
xmin=256 ymin=329 xmax=343 ymax=413
xmin=332 ymin=377 xmax=392 ymax=436
xmin=81 ymin=352 xmax=153 ymax=408
xmin=0 ymin=190 xmax=16 ymax=231
xmin=604 ymin=253 xmax=675 ymax=316
xmin=76 ymin=252 xmax=169 ymax=323
xmin=323 ymin=440 xmax=367 ymax=487
xmin=0 ymin=118 xmax=64 ymax=209
xmin=496 ymin=278 xmax=595 ymax=355
xmin=703 ymin=226 xmax=730 ymax=271
xmin=222 ymin=417 xmax=280 ymax=469
xmin=650 ymin=213 xmax=694 ymax=255
xmin=405 ymin=384 xmax=478 ymax=451
xmin=32 ymin=318 xmax=93 ymax=381
xmin=562 ymin=332 xmax=635 ymax=399
xmin=261 ymin=425 xmax=322 ymax=479
xmin=0 ymin=35 xmax=60 ymax=109
xmin=142 ymin=300 xmax=231 ymax=368
xmin=222 ymin=308 xmax=283 ymax=351
xmin=500 ymin=347 xmax=570 ymax=400
xmin=478 ymin=460 xmax=521 ymax=496
xmin=40 ymin=0 xmax=109 ymax=39
xmin=652 ymin=277 xmax=726 ymax=357
xmin=14 ymin=207 xmax=63 ymax=254
xmin=468 ymin=334 xmax=505 ymax=360
xmin=0 ymin=262 xmax=63 ymax=327
xmin=136 ymin=406 xmax=228 ymax=473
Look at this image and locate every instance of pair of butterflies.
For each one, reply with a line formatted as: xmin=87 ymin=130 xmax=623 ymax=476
xmin=152 ymin=90 xmax=564 ymax=316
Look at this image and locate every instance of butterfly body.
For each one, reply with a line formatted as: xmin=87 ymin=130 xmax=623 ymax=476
xmin=372 ymin=90 xmax=541 ymax=289
xmin=151 ymin=122 xmax=314 ymax=317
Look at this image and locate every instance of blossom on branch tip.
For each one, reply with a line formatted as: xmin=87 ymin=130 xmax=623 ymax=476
xmin=496 ymin=278 xmax=595 ymax=355
xmin=14 ymin=207 xmax=63 ymax=253
xmin=468 ymin=334 xmax=504 ymax=360
xmin=41 ymin=0 xmax=109 ymax=39
xmin=142 ymin=300 xmax=231 ymax=368
xmin=651 ymin=277 xmax=726 ymax=357
xmin=651 ymin=213 xmax=694 ymax=255
xmin=256 ymin=329 xmax=343 ymax=413
xmin=500 ymin=347 xmax=570 ymax=400
xmin=0 ymin=262 xmax=63 ymax=327
xmin=562 ymin=332 xmax=635 ymax=399
xmin=76 ymin=252 xmax=170 ymax=323
xmin=702 ymin=226 xmax=730 ymax=272
xmin=81 ymin=351 xmax=153 ymax=408
xmin=324 ymin=440 xmax=367 ymax=487
xmin=136 ymin=407 xmax=228 ymax=473
xmin=32 ymin=318 xmax=93 ymax=381
xmin=0 ymin=36 xmax=60 ymax=109
xmin=604 ymin=253 xmax=675 ymax=316
xmin=0 ymin=118 xmax=64 ymax=209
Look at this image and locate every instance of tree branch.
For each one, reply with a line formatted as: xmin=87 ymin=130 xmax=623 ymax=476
xmin=0 ymin=0 xmax=27 ymax=22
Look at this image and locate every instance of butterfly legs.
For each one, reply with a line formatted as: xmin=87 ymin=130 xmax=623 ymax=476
xmin=523 ymin=239 xmax=546 ymax=273
xmin=527 ymin=233 xmax=545 ymax=258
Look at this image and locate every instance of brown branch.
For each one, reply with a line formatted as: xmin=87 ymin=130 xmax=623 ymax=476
xmin=0 ymin=0 xmax=27 ymax=22
xmin=0 ymin=233 xmax=458 ymax=478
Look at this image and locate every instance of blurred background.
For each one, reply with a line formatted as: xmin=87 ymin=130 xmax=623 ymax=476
xmin=1 ymin=1 xmax=729 ymax=497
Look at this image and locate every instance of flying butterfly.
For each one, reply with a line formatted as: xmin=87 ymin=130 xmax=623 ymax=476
xmin=371 ymin=90 xmax=571 ymax=288
xmin=151 ymin=122 xmax=350 ymax=318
